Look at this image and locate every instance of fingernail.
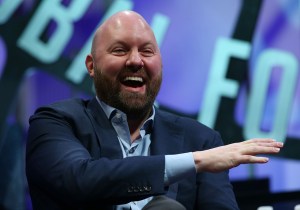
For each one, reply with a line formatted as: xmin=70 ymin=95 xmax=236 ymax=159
xmin=276 ymin=142 xmax=283 ymax=147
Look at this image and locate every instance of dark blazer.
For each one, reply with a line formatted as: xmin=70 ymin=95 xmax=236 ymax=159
xmin=26 ymin=97 xmax=239 ymax=210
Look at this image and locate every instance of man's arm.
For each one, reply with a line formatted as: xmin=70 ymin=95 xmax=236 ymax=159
xmin=26 ymin=108 xmax=166 ymax=207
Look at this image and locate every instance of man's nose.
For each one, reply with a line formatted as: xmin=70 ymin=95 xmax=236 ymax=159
xmin=125 ymin=50 xmax=144 ymax=71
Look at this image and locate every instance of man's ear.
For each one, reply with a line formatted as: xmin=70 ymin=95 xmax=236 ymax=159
xmin=85 ymin=54 xmax=94 ymax=77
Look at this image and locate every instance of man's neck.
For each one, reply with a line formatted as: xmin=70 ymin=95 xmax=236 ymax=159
xmin=127 ymin=109 xmax=151 ymax=142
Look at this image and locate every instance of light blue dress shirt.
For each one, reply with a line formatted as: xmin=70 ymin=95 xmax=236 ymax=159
xmin=97 ymin=98 xmax=195 ymax=210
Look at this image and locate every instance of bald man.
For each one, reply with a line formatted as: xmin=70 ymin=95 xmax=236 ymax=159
xmin=26 ymin=10 xmax=283 ymax=210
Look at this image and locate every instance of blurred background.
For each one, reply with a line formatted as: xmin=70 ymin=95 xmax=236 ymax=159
xmin=0 ymin=0 xmax=299 ymax=209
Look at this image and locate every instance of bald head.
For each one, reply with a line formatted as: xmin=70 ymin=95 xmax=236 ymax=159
xmin=99 ymin=10 xmax=149 ymax=32
xmin=91 ymin=10 xmax=158 ymax=55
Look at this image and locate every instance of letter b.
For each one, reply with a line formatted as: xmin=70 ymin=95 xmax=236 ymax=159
xmin=17 ymin=0 xmax=92 ymax=63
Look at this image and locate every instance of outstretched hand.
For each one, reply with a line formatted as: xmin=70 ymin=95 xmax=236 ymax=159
xmin=193 ymin=138 xmax=283 ymax=173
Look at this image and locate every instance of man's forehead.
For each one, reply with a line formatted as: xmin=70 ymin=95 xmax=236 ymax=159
xmin=92 ymin=11 xmax=157 ymax=50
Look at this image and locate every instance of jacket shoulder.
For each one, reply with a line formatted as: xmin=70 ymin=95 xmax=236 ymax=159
xmin=42 ymin=98 xmax=88 ymax=111
xmin=36 ymin=98 xmax=89 ymax=113
xmin=155 ymin=108 xmax=214 ymax=132
xmin=155 ymin=108 xmax=222 ymax=146
xmin=30 ymin=98 xmax=91 ymax=123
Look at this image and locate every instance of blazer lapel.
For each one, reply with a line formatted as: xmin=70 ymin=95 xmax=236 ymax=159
xmin=151 ymin=109 xmax=185 ymax=200
xmin=151 ymin=109 xmax=185 ymax=155
xmin=86 ymin=98 xmax=123 ymax=159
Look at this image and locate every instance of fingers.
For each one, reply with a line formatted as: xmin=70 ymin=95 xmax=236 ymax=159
xmin=241 ymin=138 xmax=283 ymax=155
xmin=237 ymin=138 xmax=283 ymax=165
xmin=239 ymin=155 xmax=269 ymax=164
xmin=243 ymin=138 xmax=280 ymax=145
xmin=246 ymin=144 xmax=281 ymax=154
xmin=244 ymin=138 xmax=283 ymax=147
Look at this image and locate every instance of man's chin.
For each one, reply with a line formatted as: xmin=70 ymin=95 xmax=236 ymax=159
xmin=122 ymin=99 xmax=149 ymax=111
xmin=121 ymin=86 xmax=146 ymax=95
xmin=119 ymin=97 xmax=153 ymax=115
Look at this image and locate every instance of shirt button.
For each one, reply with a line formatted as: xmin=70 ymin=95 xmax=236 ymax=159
xmin=128 ymin=147 xmax=136 ymax=154
xmin=144 ymin=186 xmax=152 ymax=192
xmin=128 ymin=186 xmax=134 ymax=193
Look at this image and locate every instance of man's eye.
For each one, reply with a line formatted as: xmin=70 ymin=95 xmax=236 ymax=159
xmin=112 ymin=49 xmax=126 ymax=55
xmin=141 ymin=49 xmax=154 ymax=56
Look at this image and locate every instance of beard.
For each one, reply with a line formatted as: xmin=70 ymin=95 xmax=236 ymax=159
xmin=93 ymin=68 xmax=162 ymax=118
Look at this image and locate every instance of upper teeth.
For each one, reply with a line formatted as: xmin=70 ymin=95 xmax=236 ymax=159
xmin=124 ymin=77 xmax=143 ymax=82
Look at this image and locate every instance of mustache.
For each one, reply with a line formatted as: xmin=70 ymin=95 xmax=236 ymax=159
xmin=118 ymin=68 xmax=148 ymax=80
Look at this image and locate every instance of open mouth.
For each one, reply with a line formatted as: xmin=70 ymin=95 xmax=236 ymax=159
xmin=122 ymin=76 xmax=145 ymax=88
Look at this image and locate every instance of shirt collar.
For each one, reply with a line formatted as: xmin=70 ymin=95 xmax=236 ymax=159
xmin=96 ymin=96 xmax=155 ymax=132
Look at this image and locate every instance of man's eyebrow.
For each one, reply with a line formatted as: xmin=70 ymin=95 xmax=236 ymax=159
xmin=138 ymin=42 xmax=153 ymax=48
xmin=107 ymin=41 xmax=128 ymax=50
xmin=108 ymin=40 xmax=157 ymax=49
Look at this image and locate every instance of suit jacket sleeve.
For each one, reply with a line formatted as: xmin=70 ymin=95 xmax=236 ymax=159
xmin=26 ymin=99 xmax=166 ymax=208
